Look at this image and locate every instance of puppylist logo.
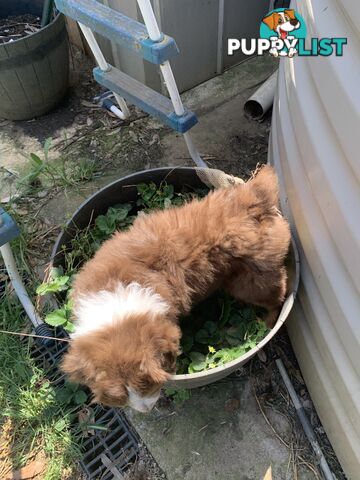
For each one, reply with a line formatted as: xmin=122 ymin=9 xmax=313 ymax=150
xmin=228 ymin=8 xmax=347 ymax=58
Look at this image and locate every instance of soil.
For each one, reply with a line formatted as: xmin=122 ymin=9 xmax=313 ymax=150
xmin=249 ymin=328 xmax=347 ymax=480
xmin=124 ymin=445 xmax=166 ymax=480
xmin=0 ymin=14 xmax=41 ymax=44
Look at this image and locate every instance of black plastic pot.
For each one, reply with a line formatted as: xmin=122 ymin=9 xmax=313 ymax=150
xmin=51 ymin=167 xmax=300 ymax=388
xmin=0 ymin=0 xmax=69 ymax=120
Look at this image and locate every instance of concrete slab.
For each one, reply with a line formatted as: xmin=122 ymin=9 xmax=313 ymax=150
xmin=126 ymin=375 xmax=313 ymax=480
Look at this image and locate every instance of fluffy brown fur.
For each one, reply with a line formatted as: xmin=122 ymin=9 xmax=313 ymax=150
xmin=62 ymin=166 xmax=291 ymax=408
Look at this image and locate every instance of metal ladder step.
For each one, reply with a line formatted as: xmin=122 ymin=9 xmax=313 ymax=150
xmin=94 ymin=66 xmax=198 ymax=133
xmin=0 ymin=208 xmax=20 ymax=247
xmin=55 ymin=0 xmax=179 ymax=64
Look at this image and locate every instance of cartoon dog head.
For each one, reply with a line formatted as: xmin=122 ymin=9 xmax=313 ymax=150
xmin=262 ymin=9 xmax=300 ymax=40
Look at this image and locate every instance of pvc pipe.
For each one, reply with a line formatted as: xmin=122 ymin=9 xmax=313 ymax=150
xmin=275 ymin=359 xmax=335 ymax=480
xmin=102 ymin=98 xmax=125 ymax=120
xmin=244 ymin=71 xmax=277 ymax=120
xmin=78 ymin=23 xmax=109 ymax=70
xmin=78 ymin=23 xmax=130 ymax=118
xmin=0 ymin=243 xmax=43 ymax=328
xmin=184 ymin=132 xmax=207 ymax=168
xmin=159 ymin=61 xmax=185 ymax=116
xmin=136 ymin=0 xmax=162 ymax=41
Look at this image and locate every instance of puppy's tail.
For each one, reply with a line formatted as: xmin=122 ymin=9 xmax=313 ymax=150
xmin=247 ymin=165 xmax=279 ymax=208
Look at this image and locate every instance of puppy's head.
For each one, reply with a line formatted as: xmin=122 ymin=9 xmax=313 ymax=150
xmin=263 ymin=10 xmax=300 ymax=39
xmin=61 ymin=313 xmax=180 ymax=413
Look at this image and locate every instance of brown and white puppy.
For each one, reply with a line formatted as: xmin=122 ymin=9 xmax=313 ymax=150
xmin=61 ymin=166 xmax=290 ymax=412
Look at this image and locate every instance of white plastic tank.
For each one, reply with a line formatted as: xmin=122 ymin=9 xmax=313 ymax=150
xmin=268 ymin=0 xmax=360 ymax=477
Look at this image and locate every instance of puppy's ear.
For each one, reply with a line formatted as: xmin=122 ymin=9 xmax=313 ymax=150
xmin=262 ymin=13 xmax=277 ymax=31
xmin=140 ymin=358 xmax=170 ymax=384
xmin=61 ymin=345 xmax=93 ymax=385
xmin=285 ymin=9 xmax=296 ymax=19
xmin=140 ymin=323 xmax=181 ymax=382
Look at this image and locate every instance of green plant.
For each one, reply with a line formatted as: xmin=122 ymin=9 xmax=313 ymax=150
xmin=36 ymin=267 xmax=70 ymax=295
xmin=36 ymin=267 xmax=75 ymax=333
xmin=136 ymin=182 xmax=176 ymax=211
xmin=18 ymin=137 xmax=53 ymax=186
xmin=18 ymin=138 xmax=99 ymax=191
xmin=177 ymin=293 xmax=269 ymax=374
xmin=164 ymin=387 xmax=191 ymax=404
xmin=94 ymin=204 xmax=135 ymax=241
xmin=55 ymin=381 xmax=88 ymax=407
xmin=135 ymin=182 xmax=205 ymax=211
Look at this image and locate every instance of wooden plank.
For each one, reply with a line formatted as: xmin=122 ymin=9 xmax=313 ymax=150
xmin=65 ymin=18 xmax=85 ymax=52
xmin=10 ymin=35 xmax=46 ymax=110
xmin=1 ymin=43 xmax=31 ymax=116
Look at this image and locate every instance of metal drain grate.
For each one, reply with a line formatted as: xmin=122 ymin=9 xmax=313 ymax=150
xmin=28 ymin=330 xmax=142 ymax=478
xmin=29 ymin=328 xmax=69 ymax=386
xmin=80 ymin=407 xmax=139 ymax=479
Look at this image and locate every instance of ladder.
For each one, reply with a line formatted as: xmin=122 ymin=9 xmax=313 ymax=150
xmin=55 ymin=0 xmax=207 ymax=167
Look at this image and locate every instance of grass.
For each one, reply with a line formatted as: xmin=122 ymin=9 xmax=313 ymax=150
xmin=17 ymin=137 xmax=100 ymax=194
xmin=1 ymin=137 xmax=121 ymax=479
xmin=0 ymin=292 xmax=82 ymax=479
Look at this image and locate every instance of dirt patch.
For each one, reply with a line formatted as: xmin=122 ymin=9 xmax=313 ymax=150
xmin=0 ymin=14 xmax=41 ymax=44
xmin=250 ymin=328 xmax=347 ymax=480
xmin=125 ymin=445 xmax=166 ymax=480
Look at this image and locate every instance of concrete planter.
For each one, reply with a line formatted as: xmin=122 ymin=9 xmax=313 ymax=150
xmin=52 ymin=167 xmax=300 ymax=388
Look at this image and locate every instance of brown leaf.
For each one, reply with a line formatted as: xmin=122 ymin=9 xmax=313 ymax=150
xmin=78 ymin=407 xmax=95 ymax=437
xmin=8 ymin=459 xmax=46 ymax=479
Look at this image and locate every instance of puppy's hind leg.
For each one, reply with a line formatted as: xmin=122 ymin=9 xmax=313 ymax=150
xmin=225 ymin=267 xmax=287 ymax=329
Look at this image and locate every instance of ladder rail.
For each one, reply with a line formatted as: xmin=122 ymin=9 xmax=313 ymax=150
xmin=78 ymin=23 xmax=130 ymax=119
xmin=136 ymin=0 xmax=205 ymax=167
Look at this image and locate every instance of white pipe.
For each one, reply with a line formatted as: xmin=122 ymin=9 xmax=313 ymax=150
xmin=0 ymin=243 xmax=43 ymax=327
xmin=159 ymin=61 xmax=185 ymax=116
xmin=184 ymin=132 xmax=207 ymax=168
xmin=244 ymin=71 xmax=277 ymax=120
xmin=136 ymin=0 xmax=162 ymax=41
xmin=78 ymin=23 xmax=110 ymax=70
xmin=78 ymin=23 xmax=130 ymax=118
xmin=112 ymin=94 xmax=129 ymax=119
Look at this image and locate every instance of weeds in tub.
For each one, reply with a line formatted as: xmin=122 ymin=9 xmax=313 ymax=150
xmin=136 ymin=181 xmax=208 ymax=211
xmin=177 ymin=293 xmax=269 ymax=374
